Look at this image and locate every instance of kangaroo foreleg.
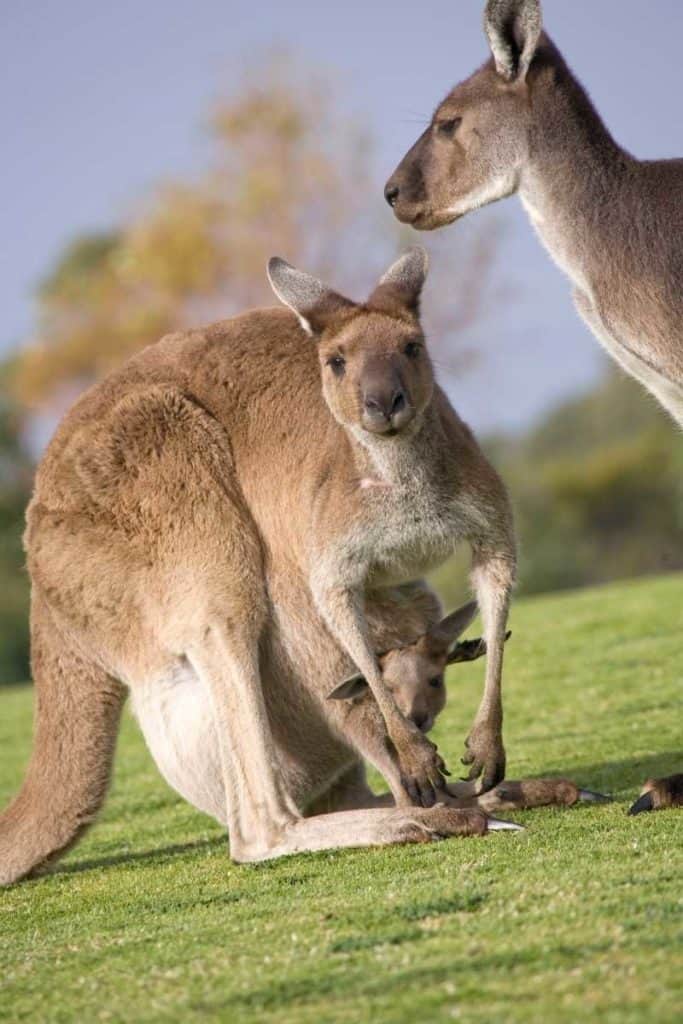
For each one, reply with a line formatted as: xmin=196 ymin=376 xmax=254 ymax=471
xmin=464 ymin=547 xmax=515 ymax=791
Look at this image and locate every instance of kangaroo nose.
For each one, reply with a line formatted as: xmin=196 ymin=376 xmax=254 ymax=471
xmin=364 ymin=389 xmax=406 ymax=420
xmin=384 ymin=183 xmax=399 ymax=208
xmin=390 ymin=389 xmax=406 ymax=416
xmin=412 ymin=712 xmax=429 ymax=731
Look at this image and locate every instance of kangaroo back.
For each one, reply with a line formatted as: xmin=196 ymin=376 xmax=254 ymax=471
xmin=0 ymin=594 xmax=125 ymax=885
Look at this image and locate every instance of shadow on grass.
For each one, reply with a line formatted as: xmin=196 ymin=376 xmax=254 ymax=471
xmin=39 ymin=751 xmax=680 ymax=881
xmin=52 ymin=835 xmax=225 ymax=877
xmin=531 ymin=750 xmax=682 ymax=792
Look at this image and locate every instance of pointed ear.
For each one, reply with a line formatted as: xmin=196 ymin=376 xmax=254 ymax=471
xmin=327 ymin=673 xmax=369 ymax=701
xmin=368 ymin=246 xmax=429 ymax=316
xmin=446 ymin=630 xmax=511 ymax=666
xmin=267 ymin=257 xmax=355 ymax=335
xmin=421 ymin=600 xmax=479 ymax=657
xmin=484 ymin=0 xmax=542 ymax=82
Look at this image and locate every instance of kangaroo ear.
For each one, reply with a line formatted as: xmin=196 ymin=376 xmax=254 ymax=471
xmin=421 ymin=600 xmax=479 ymax=657
xmin=267 ymin=258 xmax=355 ymax=336
xmin=327 ymin=673 xmax=369 ymax=701
xmin=446 ymin=630 xmax=511 ymax=666
xmin=368 ymin=246 xmax=429 ymax=316
xmin=484 ymin=0 xmax=542 ymax=82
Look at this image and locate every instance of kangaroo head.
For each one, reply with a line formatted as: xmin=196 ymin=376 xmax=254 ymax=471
xmin=267 ymin=248 xmax=434 ymax=439
xmin=385 ymin=0 xmax=543 ymax=230
xmin=328 ymin=600 xmax=483 ymax=734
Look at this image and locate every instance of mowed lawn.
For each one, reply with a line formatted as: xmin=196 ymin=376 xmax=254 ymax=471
xmin=1 ymin=574 xmax=681 ymax=1024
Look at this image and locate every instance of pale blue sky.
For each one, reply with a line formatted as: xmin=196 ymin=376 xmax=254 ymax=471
xmin=2 ymin=1 xmax=682 ymax=432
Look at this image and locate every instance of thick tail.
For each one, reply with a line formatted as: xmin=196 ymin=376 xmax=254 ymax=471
xmin=0 ymin=595 xmax=125 ymax=886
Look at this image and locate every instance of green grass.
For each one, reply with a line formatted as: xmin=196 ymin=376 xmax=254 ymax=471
xmin=1 ymin=574 xmax=682 ymax=1023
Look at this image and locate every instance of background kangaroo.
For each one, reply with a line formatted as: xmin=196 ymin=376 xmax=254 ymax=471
xmin=385 ymin=0 xmax=683 ymax=425
xmin=0 ymin=249 xmax=517 ymax=884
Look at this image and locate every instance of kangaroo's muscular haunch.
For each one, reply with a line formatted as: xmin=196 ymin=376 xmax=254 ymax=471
xmin=385 ymin=0 xmax=683 ymax=425
xmin=1 ymin=249 xmax=517 ymax=884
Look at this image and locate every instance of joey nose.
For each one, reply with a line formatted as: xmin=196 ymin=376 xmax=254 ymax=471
xmin=412 ymin=712 xmax=429 ymax=732
xmin=384 ymin=183 xmax=399 ymax=208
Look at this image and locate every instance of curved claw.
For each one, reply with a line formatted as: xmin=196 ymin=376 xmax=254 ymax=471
xmin=578 ymin=788 xmax=612 ymax=804
xmin=628 ymin=792 xmax=655 ymax=816
xmin=486 ymin=817 xmax=524 ymax=832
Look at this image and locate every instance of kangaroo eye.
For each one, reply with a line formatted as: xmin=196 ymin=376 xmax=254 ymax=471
xmin=404 ymin=341 xmax=421 ymax=359
xmin=437 ymin=118 xmax=462 ymax=137
xmin=327 ymin=355 xmax=346 ymax=377
xmin=428 ymin=676 xmax=443 ymax=689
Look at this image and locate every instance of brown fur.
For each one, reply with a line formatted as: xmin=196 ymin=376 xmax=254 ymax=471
xmin=1 ymin=251 xmax=517 ymax=883
xmin=628 ymin=773 xmax=683 ymax=814
xmin=385 ymin=0 xmax=683 ymax=424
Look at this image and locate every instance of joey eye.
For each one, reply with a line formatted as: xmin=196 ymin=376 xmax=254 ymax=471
xmin=428 ymin=676 xmax=443 ymax=689
xmin=404 ymin=341 xmax=421 ymax=359
xmin=327 ymin=355 xmax=346 ymax=377
xmin=436 ymin=118 xmax=462 ymax=138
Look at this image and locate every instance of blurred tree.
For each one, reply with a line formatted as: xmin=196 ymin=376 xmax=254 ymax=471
xmin=11 ymin=57 xmax=500 ymax=411
xmin=0 ymin=383 xmax=32 ymax=683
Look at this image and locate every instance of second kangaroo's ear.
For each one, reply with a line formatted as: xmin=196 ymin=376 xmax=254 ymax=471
xmin=368 ymin=246 xmax=429 ymax=316
xmin=267 ymin=258 xmax=355 ymax=336
xmin=421 ymin=600 xmax=479 ymax=657
xmin=484 ymin=0 xmax=542 ymax=82
xmin=327 ymin=673 xmax=369 ymax=701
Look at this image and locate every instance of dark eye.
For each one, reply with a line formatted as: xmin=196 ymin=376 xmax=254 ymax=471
xmin=436 ymin=118 xmax=462 ymax=137
xmin=428 ymin=676 xmax=443 ymax=689
xmin=327 ymin=355 xmax=346 ymax=377
xmin=404 ymin=341 xmax=421 ymax=359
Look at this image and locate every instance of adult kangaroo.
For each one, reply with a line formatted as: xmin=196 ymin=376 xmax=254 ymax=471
xmin=0 ymin=249 xmax=516 ymax=884
xmin=385 ymin=0 xmax=683 ymax=425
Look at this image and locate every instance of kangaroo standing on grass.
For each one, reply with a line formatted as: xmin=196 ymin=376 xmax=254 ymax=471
xmin=385 ymin=0 xmax=683 ymax=425
xmin=0 ymin=249 xmax=517 ymax=885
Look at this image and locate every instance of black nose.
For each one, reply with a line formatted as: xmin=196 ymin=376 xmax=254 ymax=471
xmin=412 ymin=712 xmax=428 ymax=731
xmin=390 ymin=389 xmax=405 ymax=415
xmin=384 ymin=183 xmax=399 ymax=208
xmin=364 ymin=389 xmax=406 ymax=420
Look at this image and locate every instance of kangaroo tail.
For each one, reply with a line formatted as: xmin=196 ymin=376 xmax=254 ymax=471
xmin=0 ymin=594 xmax=125 ymax=885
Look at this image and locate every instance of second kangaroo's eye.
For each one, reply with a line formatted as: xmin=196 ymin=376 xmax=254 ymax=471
xmin=327 ymin=355 xmax=346 ymax=377
xmin=428 ymin=676 xmax=443 ymax=689
xmin=404 ymin=341 xmax=421 ymax=359
xmin=437 ymin=118 xmax=462 ymax=137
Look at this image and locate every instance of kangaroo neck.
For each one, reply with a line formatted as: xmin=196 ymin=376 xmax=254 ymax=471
xmin=347 ymin=406 xmax=443 ymax=489
xmin=517 ymin=43 xmax=631 ymax=295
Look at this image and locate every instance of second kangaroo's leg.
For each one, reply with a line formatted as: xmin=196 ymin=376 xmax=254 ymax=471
xmin=187 ymin=621 xmax=301 ymax=861
xmin=464 ymin=547 xmax=515 ymax=791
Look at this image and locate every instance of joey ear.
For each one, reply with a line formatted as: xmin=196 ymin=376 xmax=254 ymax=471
xmin=368 ymin=246 xmax=429 ymax=316
xmin=484 ymin=0 xmax=542 ymax=82
xmin=327 ymin=673 xmax=369 ymax=701
xmin=421 ymin=600 xmax=479 ymax=657
xmin=446 ymin=630 xmax=511 ymax=665
xmin=267 ymin=257 xmax=355 ymax=335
